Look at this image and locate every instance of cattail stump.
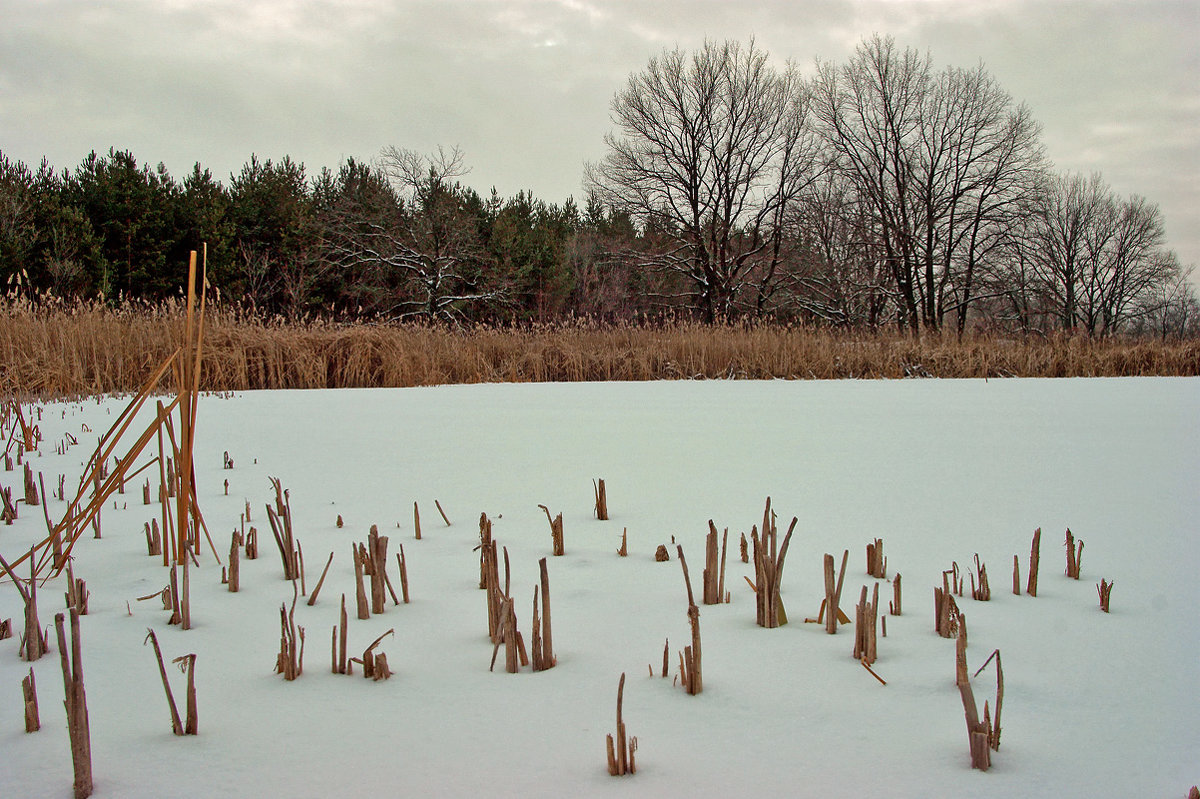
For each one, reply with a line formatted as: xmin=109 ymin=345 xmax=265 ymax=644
xmin=22 ymin=667 xmax=40 ymax=732
xmin=1027 ymin=528 xmax=1041 ymax=596
xmin=605 ymin=673 xmax=637 ymax=776
xmin=55 ymin=611 xmax=93 ymax=799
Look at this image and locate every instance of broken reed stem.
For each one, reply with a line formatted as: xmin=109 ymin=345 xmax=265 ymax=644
xmin=64 ymin=558 xmax=88 ymax=615
xmin=227 ymin=531 xmax=241 ymax=592
xmin=954 ymin=614 xmax=996 ymax=770
xmin=676 ymin=544 xmax=702 ymax=695
xmin=22 ymin=666 xmax=40 ymax=732
xmin=173 ymin=653 xmax=198 ymax=734
xmin=144 ymin=520 xmax=161 ymax=556
xmin=144 ymin=628 xmax=184 ymax=735
xmin=537 ymin=557 xmax=554 ymax=669
xmin=435 ymin=499 xmax=450 ymax=526
xmin=332 ymin=594 xmax=350 ymax=674
xmin=1065 ymin=528 xmax=1084 ymax=579
xmin=935 ymin=570 xmax=961 ymax=638
xmin=353 ymin=541 xmax=370 ymax=620
xmin=866 ymin=537 xmax=886 ymax=578
xmin=617 ymin=527 xmax=628 ymax=557
xmin=1027 ymin=527 xmax=1041 ymax=596
xmin=276 ymin=583 xmax=304 ymax=680
xmin=266 ymin=478 xmax=300 ymax=581
xmin=477 ymin=512 xmax=493 ymax=589
xmin=307 ymin=551 xmax=334 ymax=606
xmin=359 ymin=628 xmax=395 ymax=680
xmin=823 ymin=549 xmax=849 ymax=634
xmin=413 ymin=501 xmax=421 ymax=540
xmin=55 ymin=610 xmax=93 ymax=799
xmin=366 ymin=525 xmax=390 ymax=614
xmin=0 ymin=548 xmax=47 ymax=661
xmin=970 ymin=554 xmax=990 ymax=601
xmin=397 ymin=546 xmax=410 ymax=604
xmin=605 ymin=672 xmax=637 ymax=776
xmin=1097 ymin=578 xmax=1114 ymax=612
xmin=701 ymin=521 xmax=731 ymax=605
xmin=889 ymin=573 xmax=902 ymax=616
xmin=852 ymin=582 xmax=881 ymax=665
xmin=593 ymin=478 xmax=608 ymax=520
xmin=972 ymin=648 xmax=1005 ymax=752
xmin=539 ymin=504 xmax=565 ymax=556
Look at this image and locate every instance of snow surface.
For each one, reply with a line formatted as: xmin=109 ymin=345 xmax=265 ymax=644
xmin=1 ymin=378 xmax=1197 ymax=798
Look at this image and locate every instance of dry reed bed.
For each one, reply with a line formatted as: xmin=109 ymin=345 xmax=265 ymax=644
xmin=3 ymin=303 xmax=1198 ymax=397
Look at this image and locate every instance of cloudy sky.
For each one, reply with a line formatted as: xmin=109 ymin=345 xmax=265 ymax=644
xmin=2 ymin=0 xmax=1198 ymax=274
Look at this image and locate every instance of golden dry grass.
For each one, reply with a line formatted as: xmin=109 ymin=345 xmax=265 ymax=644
xmin=2 ymin=299 xmax=1197 ymax=398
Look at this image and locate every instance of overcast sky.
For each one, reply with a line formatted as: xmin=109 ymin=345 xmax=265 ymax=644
xmin=3 ymin=0 xmax=1197 ymax=275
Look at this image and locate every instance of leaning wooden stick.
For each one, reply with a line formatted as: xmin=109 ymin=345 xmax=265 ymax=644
xmin=144 ymin=628 xmax=184 ymax=735
xmin=307 ymin=552 xmax=335 ymax=606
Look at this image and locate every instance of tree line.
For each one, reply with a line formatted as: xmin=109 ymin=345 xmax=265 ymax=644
xmin=1 ymin=35 xmax=1195 ymax=335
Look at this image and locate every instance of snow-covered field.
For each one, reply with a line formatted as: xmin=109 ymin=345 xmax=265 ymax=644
xmin=1 ymin=378 xmax=1197 ymax=798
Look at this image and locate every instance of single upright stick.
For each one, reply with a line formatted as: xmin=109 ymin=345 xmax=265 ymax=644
xmin=539 ymin=557 xmax=554 ymax=668
xmin=1026 ymin=528 xmax=1041 ymax=596
xmin=55 ymin=610 xmax=93 ymax=799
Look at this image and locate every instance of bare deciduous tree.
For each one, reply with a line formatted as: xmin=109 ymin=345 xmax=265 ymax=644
xmin=588 ymin=39 xmax=820 ymax=322
xmin=1028 ymin=172 xmax=1179 ymax=335
xmin=811 ymin=35 xmax=1044 ymax=332
xmin=328 ymin=147 xmax=508 ymax=322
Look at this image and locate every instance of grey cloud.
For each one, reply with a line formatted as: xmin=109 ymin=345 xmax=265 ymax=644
xmin=1 ymin=0 xmax=1196 ymax=273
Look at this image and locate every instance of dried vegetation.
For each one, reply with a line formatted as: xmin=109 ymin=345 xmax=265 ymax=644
xmin=3 ymin=299 xmax=1198 ymax=397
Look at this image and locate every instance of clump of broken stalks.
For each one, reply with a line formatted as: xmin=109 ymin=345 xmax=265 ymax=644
xmin=57 ymin=609 xmax=94 ymax=799
xmin=276 ymin=581 xmax=305 ymax=680
xmin=479 ymin=514 xmax=555 ymax=674
xmin=956 ymin=610 xmax=1004 ymax=771
xmin=353 ymin=524 xmax=403 ymax=619
xmin=144 ymin=629 xmax=198 ymax=735
xmin=702 ymin=521 xmax=730 ymax=605
xmin=3 ymin=250 xmax=219 ymax=625
xmin=853 ymin=582 xmax=881 ymax=670
xmin=749 ymin=498 xmax=795 ymax=627
xmin=0 ymin=548 xmax=49 ymax=661
xmin=605 ymin=673 xmax=637 ymax=776
xmin=266 ymin=476 xmax=303 ymax=585
xmin=1065 ymin=528 xmax=1084 ymax=579
xmin=935 ymin=567 xmax=962 ymax=638
xmin=1097 ymin=578 xmax=1114 ymax=612
xmin=970 ymin=554 xmax=990 ymax=601
xmin=811 ymin=549 xmax=849 ymax=633
xmin=866 ymin=537 xmax=886 ymax=578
